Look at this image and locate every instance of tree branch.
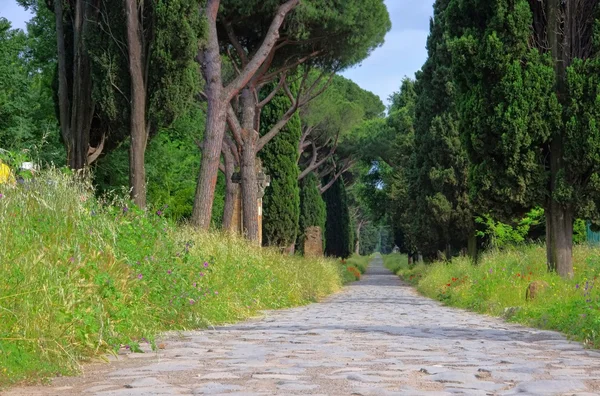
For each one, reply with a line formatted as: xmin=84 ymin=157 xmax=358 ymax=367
xmin=224 ymin=21 xmax=248 ymax=66
xmin=226 ymin=104 xmax=244 ymax=147
xmin=223 ymin=0 xmax=300 ymax=102
xmin=257 ymin=72 xmax=287 ymax=109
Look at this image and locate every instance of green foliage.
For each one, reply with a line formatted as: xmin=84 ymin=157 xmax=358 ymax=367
xmin=259 ymin=85 xmax=302 ymax=248
xmin=390 ymin=245 xmax=600 ymax=348
xmin=0 ymin=170 xmax=346 ymax=385
xmin=298 ymin=172 xmax=326 ymax=252
xmin=219 ymin=0 xmax=390 ymax=71
xmin=382 ymin=253 xmax=410 ymax=275
xmin=346 ymin=254 xmax=370 ymax=274
xmin=0 ymin=17 xmax=63 ymax=164
xmin=323 ymin=176 xmax=352 ymax=258
xmin=406 ymin=0 xmax=473 ymax=258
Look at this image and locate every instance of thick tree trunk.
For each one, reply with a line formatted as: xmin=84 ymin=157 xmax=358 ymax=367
xmin=222 ymin=145 xmax=237 ymax=231
xmin=240 ymin=141 xmax=259 ymax=242
xmin=547 ymin=140 xmax=574 ymax=277
xmin=192 ymin=0 xmax=227 ymax=229
xmin=237 ymin=88 xmax=261 ymax=243
xmin=126 ymin=0 xmax=148 ymax=208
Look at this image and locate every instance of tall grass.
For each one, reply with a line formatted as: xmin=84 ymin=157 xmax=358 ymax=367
xmin=0 ymin=170 xmax=346 ymax=385
xmin=384 ymin=246 xmax=600 ymax=348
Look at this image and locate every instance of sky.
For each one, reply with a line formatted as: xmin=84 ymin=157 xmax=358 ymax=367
xmin=1 ymin=0 xmax=435 ymax=105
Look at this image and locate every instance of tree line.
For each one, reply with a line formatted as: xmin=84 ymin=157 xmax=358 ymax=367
xmin=361 ymin=0 xmax=600 ymax=278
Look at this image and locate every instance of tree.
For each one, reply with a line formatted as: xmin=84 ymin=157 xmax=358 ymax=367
xmin=408 ymin=0 xmax=474 ymax=259
xmin=323 ymin=174 xmax=352 ymax=258
xmin=447 ymin=0 xmax=600 ymax=277
xmin=298 ymin=172 xmax=326 ymax=253
xmin=192 ymin=0 xmax=391 ymax=242
xmin=259 ymin=87 xmax=301 ymax=248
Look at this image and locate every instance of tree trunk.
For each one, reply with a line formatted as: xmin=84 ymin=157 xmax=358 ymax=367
xmin=54 ymin=0 xmax=70 ymax=150
xmin=192 ymin=0 xmax=227 ymax=229
xmin=240 ymin=141 xmax=259 ymax=242
xmin=222 ymin=145 xmax=237 ymax=231
xmin=355 ymin=221 xmax=362 ymax=255
xmin=467 ymin=231 xmax=478 ymax=262
xmin=126 ymin=0 xmax=148 ymax=208
xmin=545 ymin=0 xmax=573 ymax=278
xmin=57 ymin=0 xmax=94 ymax=170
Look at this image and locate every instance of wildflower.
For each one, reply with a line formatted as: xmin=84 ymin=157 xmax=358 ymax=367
xmin=200 ymin=272 xmax=205 ymax=277
xmin=69 ymin=257 xmax=75 ymax=263
xmin=204 ymin=262 xmax=209 ymax=268
xmin=193 ymin=282 xmax=197 ymax=287
xmin=489 ymin=268 xmax=493 ymax=274
xmin=189 ymin=299 xmax=195 ymax=305
xmin=0 ymin=193 xmax=3 ymax=198
xmin=167 ymin=270 xmax=172 ymax=275
xmin=156 ymin=210 xmax=163 ymax=216
xmin=137 ymin=274 xmax=143 ymax=279
xmin=576 ymin=284 xmax=580 ymax=289
xmin=446 ymin=283 xmax=451 ymax=287
xmin=215 ymin=291 xmax=218 ymax=295
xmin=123 ymin=206 xmax=129 ymax=213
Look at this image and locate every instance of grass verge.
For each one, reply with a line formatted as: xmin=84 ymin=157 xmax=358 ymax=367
xmin=0 ymin=170 xmax=348 ymax=386
xmin=383 ymin=247 xmax=600 ymax=348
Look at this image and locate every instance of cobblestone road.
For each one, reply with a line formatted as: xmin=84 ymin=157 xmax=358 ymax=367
xmin=6 ymin=256 xmax=600 ymax=395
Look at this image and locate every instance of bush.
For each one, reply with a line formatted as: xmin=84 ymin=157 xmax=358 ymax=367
xmin=389 ymin=246 xmax=600 ymax=348
xmin=0 ymin=170 xmax=346 ymax=385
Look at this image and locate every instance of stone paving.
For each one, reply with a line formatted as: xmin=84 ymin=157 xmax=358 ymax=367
xmin=6 ymin=256 xmax=600 ymax=396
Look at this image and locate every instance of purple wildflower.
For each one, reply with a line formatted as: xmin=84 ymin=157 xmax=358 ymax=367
xmin=167 ymin=270 xmax=172 ymax=275
xmin=137 ymin=273 xmax=143 ymax=279
xmin=69 ymin=257 xmax=75 ymax=263
xmin=189 ymin=299 xmax=195 ymax=305
xmin=203 ymin=262 xmax=209 ymax=268
xmin=576 ymin=284 xmax=580 ymax=289
xmin=156 ymin=210 xmax=163 ymax=216
xmin=488 ymin=268 xmax=493 ymax=274
xmin=214 ymin=291 xmax=218 ymax=295
xmin=123 ymin=206 xmax=129 ymax=213
xmin=199 ymin=272 xmax=205 ymax=277
xmin=193 ymin=282 xmax=197 ymax=287
xmin=0 ymin=193 xmax=4 ymax=199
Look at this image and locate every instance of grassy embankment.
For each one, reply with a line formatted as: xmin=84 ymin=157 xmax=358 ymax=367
xmin=383 ymin=248 xmax=600 ymax=348
xmin=0 ymin=170 xmax=358 ymax=386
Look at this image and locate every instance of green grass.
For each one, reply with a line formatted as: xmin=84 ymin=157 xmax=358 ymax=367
xmin=383 ymin=246 xmax=600 ymax=348
xmin=0 ymin=170 xmax=348 ymax=386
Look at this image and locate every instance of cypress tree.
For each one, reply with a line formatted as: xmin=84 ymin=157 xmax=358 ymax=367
xmin=298 ymin=172 xmax=327 ymax=253
xmin=323 ymin=175 xmax=352 ymax=258
xmin=408 ymin=0 xmax=474 ymax=259
xmin=447 ymin=0 xmax=600 ymax=276
xmin=259 ymin=89 xmax=301 ymax=248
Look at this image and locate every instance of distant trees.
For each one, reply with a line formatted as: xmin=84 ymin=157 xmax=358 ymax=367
xmin=298 ymin=173 xmax=327 ymax=253
xmin=324 ymin=175 xmax=352 ymax=259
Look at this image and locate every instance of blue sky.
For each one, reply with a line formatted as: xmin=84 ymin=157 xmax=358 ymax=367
xmin=1 ymin=0 xmax=435 ymax=105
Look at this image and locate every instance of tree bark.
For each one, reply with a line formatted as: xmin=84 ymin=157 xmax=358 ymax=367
xmin=239 ymin=88 xmax=260 ymax=243
xmin=192 ymin=0 xmax=227 ymax=229
xmin=54 ymin=0 xmax=70 ymax=150
xmin=355 ymin=221 xmax=362 ymax=255
xmin=221 ymin=143 xmax=237 ymax=231
xmin=126 ymin=0 xmax=148 ymax=208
